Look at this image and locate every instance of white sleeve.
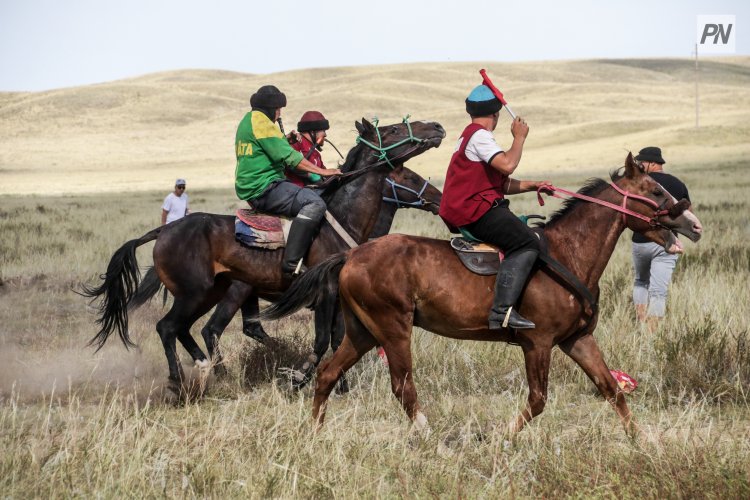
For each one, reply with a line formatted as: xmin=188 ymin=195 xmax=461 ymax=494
xmin=465 ymin=129 xmax=504 ymax=164
xmin=162 ymin=195 xmax=172 ymax=211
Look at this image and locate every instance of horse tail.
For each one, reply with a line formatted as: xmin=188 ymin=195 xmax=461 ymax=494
xmin=79 ymin=227 xmax=161 ymax=351
xmin=128 ymin=266 xmax=165 ymax=311
xmin=260 ymin=253 xmax=349 ymax=321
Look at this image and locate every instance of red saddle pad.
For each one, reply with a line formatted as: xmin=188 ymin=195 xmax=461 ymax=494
xmin=236 ymin=209 xmax=283 ymax=232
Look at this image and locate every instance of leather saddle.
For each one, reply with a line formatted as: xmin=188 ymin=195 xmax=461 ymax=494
xmin=235 ymin=208 xmax=292 ymax=250
xmin=450 ymin=227 xmax=547 ymax=276
xmin=450 ymin=238 xmax=505 ymax=275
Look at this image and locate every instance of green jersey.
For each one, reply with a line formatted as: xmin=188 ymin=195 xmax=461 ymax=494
xmin=235 ymin=111 xmax=304 ymax=200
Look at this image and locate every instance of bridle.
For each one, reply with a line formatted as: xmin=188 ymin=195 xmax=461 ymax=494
xmin=318 ymin=116 xmax=433 ymax=189
xmin=536 ymin=181 xmax=673 ymax=228
xmin=356 ymin=115 xmax=426 ymax=170
xmin=382 ymin=177 xmax=432 ymax=208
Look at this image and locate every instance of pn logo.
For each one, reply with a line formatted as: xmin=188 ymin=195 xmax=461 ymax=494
xmin=697 ymin=15 xmax=736 ymax=54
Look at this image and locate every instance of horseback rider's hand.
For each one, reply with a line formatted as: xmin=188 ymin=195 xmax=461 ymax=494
xmin=286 ymin=130 xmax=301 ymax=144
xmin=511 ymin=116 xmax=529 ymax=139
xmin=534 ymin=181 xmax=553 ymax=193
xmin=319 ymin=168 xmax=341 ymax=177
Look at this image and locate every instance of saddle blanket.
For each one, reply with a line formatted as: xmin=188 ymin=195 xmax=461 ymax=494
xmin=234 ymin=209 xmax=292 ymax=250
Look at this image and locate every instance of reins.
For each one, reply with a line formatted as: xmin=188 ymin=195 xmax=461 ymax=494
xmin=536 ymin=182 xmax=671 ymax=227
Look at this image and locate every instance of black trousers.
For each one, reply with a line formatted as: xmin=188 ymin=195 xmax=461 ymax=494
xmin=464 ymin=200 xmax=540 ymax=256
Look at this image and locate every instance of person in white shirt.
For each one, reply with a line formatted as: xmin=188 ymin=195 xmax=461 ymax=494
xmin=161 ymin=178 xmax=189 ymax=225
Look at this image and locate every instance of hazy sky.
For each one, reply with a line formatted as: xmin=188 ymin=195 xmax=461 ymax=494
xmin=1 ymin=0 xmax=747 ymax=91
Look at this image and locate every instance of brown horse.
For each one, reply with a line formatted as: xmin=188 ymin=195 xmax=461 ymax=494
xmin=261 ymin=154 xmax=703 ymax=434
xmin=82 ymin=118 xmax=446 ymax=391
xmin=131 ymin=163 xmax=442 ymax=386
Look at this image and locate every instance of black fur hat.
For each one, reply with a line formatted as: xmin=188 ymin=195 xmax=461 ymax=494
xmin=250 ymin=85 xmax=287 ymax=109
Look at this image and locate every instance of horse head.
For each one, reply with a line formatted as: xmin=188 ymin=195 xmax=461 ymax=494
xmin=617 ymin=152 xmax=703 ymax=253
xmin=354 ymin=117 xmax=445 ymax=168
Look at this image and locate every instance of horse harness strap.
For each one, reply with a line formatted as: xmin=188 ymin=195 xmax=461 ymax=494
xmin=383 ymin=177 xmax=430 ymax=207
xmin=324 ymin=210 xmax=359 ymax=249
xmin=537 ymin=183 xmax=671 ymax=228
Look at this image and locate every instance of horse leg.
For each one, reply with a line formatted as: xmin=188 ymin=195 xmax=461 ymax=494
xmin=559 ymin=333 xmax=636 ymax=435
xmin=380 ymin=337 xmax=427 ymax=430
xmin=200 ymin=281 xmax=253 ymax=376
xmin=508 ymin=343 xmax=552 ymax=434
xmin=239 ymin=293 xmax=269 ymax=343
xmin=312 ymin=306 xmax=377 ymax=427
xmin=156 ymin=306 xmax=189 ymax=394
xmin=329 ymin=299 xmax=350 ymax=395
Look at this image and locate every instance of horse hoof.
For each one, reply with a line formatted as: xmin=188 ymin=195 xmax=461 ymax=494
xmin=243 ymin=324 xmax=270 ymax=344
xmin=194 ymin=359 xmax=210 ymax=376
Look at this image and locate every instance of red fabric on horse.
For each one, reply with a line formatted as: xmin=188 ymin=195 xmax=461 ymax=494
xmin=236 ymin=209 xmax=284 ymax=232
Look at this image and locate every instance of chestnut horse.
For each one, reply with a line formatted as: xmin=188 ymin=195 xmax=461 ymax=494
xmin=262 ymin=154 xmax=703 ymax=434
xmin=82 ymin=118 xmax=445 ymax=391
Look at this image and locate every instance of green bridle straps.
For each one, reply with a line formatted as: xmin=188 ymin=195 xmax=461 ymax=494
xmin=356 ymin=115 xmax=425 ymax=169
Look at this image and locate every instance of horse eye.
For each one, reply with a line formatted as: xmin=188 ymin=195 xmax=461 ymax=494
xmin=391 ymin=126 xmax=399 ymax=133
xmin=653 ymin=188 xmax=663 ymax=196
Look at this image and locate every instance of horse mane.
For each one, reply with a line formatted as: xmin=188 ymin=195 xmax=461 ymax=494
xmin=339 ymin=142 xmax=364 ymax=173
xmin=542 ymin=170 xmax=624 ymax=227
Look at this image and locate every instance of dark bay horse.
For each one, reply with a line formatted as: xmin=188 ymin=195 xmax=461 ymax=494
xmin=262 ymin=154 xmax=703 ymax=434
xmin=82 ymin=118 xmax=445 ymax=391
xmin=196 ymin=166 xmax=441 ymax=377
xmin=132 ymin=164 xmax=442 ymax=383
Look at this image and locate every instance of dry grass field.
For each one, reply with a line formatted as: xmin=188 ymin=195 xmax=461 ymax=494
xmin=1 ymin=59 xmax=750 ymax=497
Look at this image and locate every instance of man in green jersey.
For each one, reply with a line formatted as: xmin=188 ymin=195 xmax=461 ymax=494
xmin=235 ymin=85 xmax=340 ymax=276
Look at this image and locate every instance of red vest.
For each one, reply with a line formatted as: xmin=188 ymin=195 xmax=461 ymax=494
xmin=439 ymin=123 xmax=507 ymax=229
xmin=287 ymin=135 xmax=325 ymax=187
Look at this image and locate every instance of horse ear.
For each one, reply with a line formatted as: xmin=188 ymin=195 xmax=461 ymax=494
xmin=624 ymin=152 xmax=643 ymax=178
xmin=355 ymin=120 xmax=364 ymax=135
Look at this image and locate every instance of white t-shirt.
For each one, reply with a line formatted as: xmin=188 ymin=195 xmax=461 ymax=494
xmin=455 ymin=128 xmax=504 ymax=163
xmin=162 ymin=193 xmax=188 ymax=223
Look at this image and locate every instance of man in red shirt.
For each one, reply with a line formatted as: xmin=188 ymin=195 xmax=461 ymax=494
xmin=439 ymin=84 xmax=550 ymax=330
xmin=286 ymin=111 xmax=330 ymax=187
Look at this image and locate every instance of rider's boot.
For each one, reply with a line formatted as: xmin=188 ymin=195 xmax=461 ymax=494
xmin=281 ymin=216 xmax=318 ymax=276
xmin=488 ymin=249 xmax=538 ymax=330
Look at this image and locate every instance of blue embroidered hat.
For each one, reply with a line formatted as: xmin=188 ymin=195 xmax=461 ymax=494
xmin=465 ymin=84 xmax=502 ymax=116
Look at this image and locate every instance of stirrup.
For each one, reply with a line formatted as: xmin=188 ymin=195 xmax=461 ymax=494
xmin=283 ymin=258 xmax=307 ymax=277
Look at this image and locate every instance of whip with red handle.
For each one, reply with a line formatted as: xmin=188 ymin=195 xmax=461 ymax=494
xmin=479 ymin=68 xmax=517 ymax=120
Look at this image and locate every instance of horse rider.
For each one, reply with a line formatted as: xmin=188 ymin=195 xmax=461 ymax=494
xmin=285 ymin=111 xmax=331 ymax=187
xmin=235 ymin=85 xmax=340 ymax=276
xmin=439 ymin=84 xmax=551 ymax=330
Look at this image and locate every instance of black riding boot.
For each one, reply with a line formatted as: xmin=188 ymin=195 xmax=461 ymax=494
xmin=281 ymin=217 xmax=318 ymax=276
xmin=488 ymin=249 xmax=538 ymax=330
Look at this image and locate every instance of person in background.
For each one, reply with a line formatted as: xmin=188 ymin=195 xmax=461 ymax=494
xmin=632 ymin=146 xmax=690 ymax=330
xmin=286 ymin=111 xmax=330 ymax=187
xmin=161 ymin=178 xmax=189 ymax=225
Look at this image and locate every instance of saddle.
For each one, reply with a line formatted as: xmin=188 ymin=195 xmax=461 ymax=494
xmin=450 ymin=227 xmax=547 ymax=276
xmin=234 ymin=208 xmax=292 ymax=250
xmin=450 ymin=226 xmax=598 ymax=320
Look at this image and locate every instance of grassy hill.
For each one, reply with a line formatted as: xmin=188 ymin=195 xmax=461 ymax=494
xmin=1 ymin=58 xmax=749 ymax=195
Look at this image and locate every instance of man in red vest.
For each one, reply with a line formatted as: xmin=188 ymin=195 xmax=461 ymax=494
xmin=286 ymin=111 xmax=330 ymax=187
xmin=439 ymin=84 xmax=550 ymax=330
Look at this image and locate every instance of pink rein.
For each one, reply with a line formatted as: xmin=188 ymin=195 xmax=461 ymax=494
xmin=536 ymin=182 xmax=670 ymax=226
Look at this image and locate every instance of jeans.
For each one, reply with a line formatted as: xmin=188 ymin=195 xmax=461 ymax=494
xmin=250 ymin=180 xmax=326 ymax=223
xmin=632 ymin=241 xmax=678 ymax=317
